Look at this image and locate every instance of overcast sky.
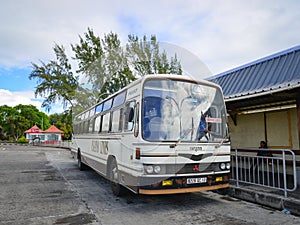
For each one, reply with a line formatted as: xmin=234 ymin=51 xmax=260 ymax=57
xmin=0 ymin=0 xmax=299 ymax=114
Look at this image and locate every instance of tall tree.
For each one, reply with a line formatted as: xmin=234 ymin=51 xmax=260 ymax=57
xmin=0 ymin=104 xmax=49 ymax=141
xmin=71 ymin=28 xmax=104 ymax=103
xmin=29 ymin=44 xmax=78 ymax=112
xmin=126 ymin=34 xmax=182 ymax=76
xmin=72 ymin=29 xmax=135 ymax=103
xmin=49 ymin=111 xmax=72 ymax=140
xmin=71 ymin=29 xmax=181 ymax=104
xmin=99 ymin=32 xmax=135 ymax=100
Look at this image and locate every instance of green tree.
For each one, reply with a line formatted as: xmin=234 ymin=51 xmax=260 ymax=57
xmin=0 ymin=104 xmax=49 ymax=141
xmin=99 ymin=32 xmax=136 ymax=100
xmin=6 ymin=114 xmax=29 ymax=141
xmin=29 ymin=44 xmax=78 ymax=112
xmin=71 ymin=29 xmax=181 ymax=104
xmin=29 ymin=29 xmax=182 ymax=136
xmin=126 ymin=34 xmax=182 ymax=76
xmin=71 ymin=28 xmax=104 ymax=106
xmin=72 ymin=29 xmax=135 ymax=103
xmin=0 ymin=105 xmax=23 ymax=140
xmin=49 ymin=111 xmax=72 ymax=140
xmin=14 ymin=104 xmax=50 ymax=130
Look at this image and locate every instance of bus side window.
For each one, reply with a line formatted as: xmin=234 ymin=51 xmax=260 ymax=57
xmin=102 ymin=113 xmax=110 ymax=132
xmin=94 ymin=115 xmax=101 ymax=133
xmin=88 ymin=118 xmax=94 ymax=133
xmin=111 ymin=109 xmax=122 ymax=132
xmin=84 ymin=121 xmax=89 ymax=133
xmin=124 ymin=101 xmax=135 ymax=131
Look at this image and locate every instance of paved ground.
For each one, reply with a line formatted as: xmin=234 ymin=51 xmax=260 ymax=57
xmin=227 ymin=182 xmax=300 ymax=216
xmin=0 ymin=145 xmax=95 ymax=225
xmin=1 ymin=144 xmax=300 ymax=225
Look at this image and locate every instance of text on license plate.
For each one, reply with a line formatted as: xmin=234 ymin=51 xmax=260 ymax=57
xmin=187 ymin=177 xmax=207 ymax=184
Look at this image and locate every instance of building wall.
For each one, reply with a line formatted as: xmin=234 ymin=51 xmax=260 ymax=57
xmin=228 ymin=107 xmax=299 ymax=150
xmin=228 ymin=113 xmax=265 ymax=149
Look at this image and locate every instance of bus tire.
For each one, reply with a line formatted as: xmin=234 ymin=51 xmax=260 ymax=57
xmin=109 ymin=158 xmax=123 ymax=196
xmin=77 ymin=152 xmax=85 ymax=171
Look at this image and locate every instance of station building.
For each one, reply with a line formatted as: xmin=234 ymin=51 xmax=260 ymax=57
xmin=208 ymin=45 xmax=300 ymax=151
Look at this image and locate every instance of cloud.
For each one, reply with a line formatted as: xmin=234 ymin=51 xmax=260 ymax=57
xmin=2 ymin=0 xmax=299 ymax=70
xmin=0 ymin=89 xmax=41 ymax=108
xmin=0 ymin=0 xmax=300 ymax=108
xmin=0 ymin=89 xmax=63 ymax=114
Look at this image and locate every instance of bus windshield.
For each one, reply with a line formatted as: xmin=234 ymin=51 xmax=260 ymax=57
xmin=142 ymin=78 xmax=228 ymax=143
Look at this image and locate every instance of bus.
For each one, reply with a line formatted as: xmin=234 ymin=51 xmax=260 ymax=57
xmin=71 ymin=74 xmax=230 ymax=195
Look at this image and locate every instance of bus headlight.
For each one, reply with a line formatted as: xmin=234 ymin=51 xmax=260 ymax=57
xmin=145 ymin=165 xmax=154 ymax=174
xmin=219 ymin=163 xmax=226 ymax=170
xmin=154 ymin=165 xmax=161 ymax=174
xmin=226 ymin=162 xmax=230 ymax=170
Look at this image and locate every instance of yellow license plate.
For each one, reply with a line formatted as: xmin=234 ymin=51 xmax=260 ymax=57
xmin=216 ymin=177 xmax=223 ymax=182
xmin=162 ymin=180 xmax=173 ymax=186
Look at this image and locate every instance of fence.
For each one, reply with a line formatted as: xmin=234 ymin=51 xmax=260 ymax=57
xmin=31 ymin=139 xmax=72 ymax=149
xmin=231 ymin=148 xmax=297 ymax=197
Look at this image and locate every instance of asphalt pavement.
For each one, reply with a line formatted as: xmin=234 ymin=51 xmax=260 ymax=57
xmin=1 ymin=143 xmax=300 ymax=221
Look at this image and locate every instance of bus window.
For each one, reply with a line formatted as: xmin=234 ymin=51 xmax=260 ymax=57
xmin=103 ymin=99 xmax=113 ymax=111
xmin=94 ymin=115 xmax=101 ymax=133
xmin=111 ymin=109 xmax=121 ymax=132
xmin=102 ymin=113 xmax=111 ymax=132
xmin=83 ymin=112 xmax=89 ymax=120
xmin=83 ymin=121 xmax=89 ymax=133
xmin=124 ymin=101 xmax=135 ymax=131
xmin=112 ymin=91 xmax=126 ymax=108
xmin=88 ymin=118 xmax=94 ymax=133
xmin=95 ymin=103 xmax=103 ymax=113
xmin=89 ymin=108 xmax=95 ymax=117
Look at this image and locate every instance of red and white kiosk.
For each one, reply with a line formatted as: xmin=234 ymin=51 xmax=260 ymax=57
xmin=25 ymin=125 xmax=64 ymax=144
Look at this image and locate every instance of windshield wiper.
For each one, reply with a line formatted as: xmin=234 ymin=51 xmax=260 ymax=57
xmin=215 ymin=134 xmax=230 ymax=148
xmin=170 ymin=128 xmax=194 ymax=148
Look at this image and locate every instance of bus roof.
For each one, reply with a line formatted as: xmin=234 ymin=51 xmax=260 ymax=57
xmin=75 ymin=74 xmax=221 ymax=117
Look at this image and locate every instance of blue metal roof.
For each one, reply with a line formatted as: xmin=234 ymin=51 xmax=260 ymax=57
xmin=207 ymin=45 xmax=300 ymax=100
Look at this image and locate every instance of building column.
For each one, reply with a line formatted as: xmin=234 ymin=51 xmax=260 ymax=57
xmin=297 ymin=97 xmax=300 ymax=149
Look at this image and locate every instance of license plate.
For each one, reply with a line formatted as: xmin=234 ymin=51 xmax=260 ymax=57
xmin=187 ymin=177 xmax=207 ymax=184
xmin=216 ymin=177 xmax=223 ymax=182
xmin=162 ymin=180 xmax=173 ymax=186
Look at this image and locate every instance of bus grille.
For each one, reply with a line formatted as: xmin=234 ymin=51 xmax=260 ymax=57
xmin=166 ymin=163 xmax=218 ymax=174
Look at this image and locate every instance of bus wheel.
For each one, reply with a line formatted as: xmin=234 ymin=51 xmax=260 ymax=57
xmin=77 ymin=152 xmax=85 ymax=171
xmin=110 ymin=158 xmax=122 ymax=196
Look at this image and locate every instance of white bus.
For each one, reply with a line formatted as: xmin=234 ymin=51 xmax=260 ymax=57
xmin=71 ymin=74 xmax=230 ymax=195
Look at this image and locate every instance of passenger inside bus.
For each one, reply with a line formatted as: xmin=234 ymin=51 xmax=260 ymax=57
xmin=196 ymin=109 xmax=211 ymax=141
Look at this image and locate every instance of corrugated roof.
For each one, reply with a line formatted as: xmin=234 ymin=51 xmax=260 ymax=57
xmin=207 ymin=45 xmax=300 ymax=100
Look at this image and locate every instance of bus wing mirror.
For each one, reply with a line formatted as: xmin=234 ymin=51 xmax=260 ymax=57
xmin=128 ymin=108 xmax=134 ymax=122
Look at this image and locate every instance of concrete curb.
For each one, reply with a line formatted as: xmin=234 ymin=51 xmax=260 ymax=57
xmin=227 ymin=186 xmax=300 ymax=216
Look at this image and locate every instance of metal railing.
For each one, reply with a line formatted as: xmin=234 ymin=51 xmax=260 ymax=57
xmin=30 ymin=140 xmax=72 ymax=148
xmin=231 ymin=148 xmax=297 ymax=198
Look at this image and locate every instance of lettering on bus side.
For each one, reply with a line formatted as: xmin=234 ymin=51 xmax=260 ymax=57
xmin=91 ymin=140 xmax=108 ymax=155
xmin=100 ymin=141 xmax=108 ymax=154
xmin=91 ymin=140 xmax=100 ymax=153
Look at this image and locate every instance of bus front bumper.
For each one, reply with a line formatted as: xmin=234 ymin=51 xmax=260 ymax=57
xmin=138 ymin=173 xmax=230 ymax=195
